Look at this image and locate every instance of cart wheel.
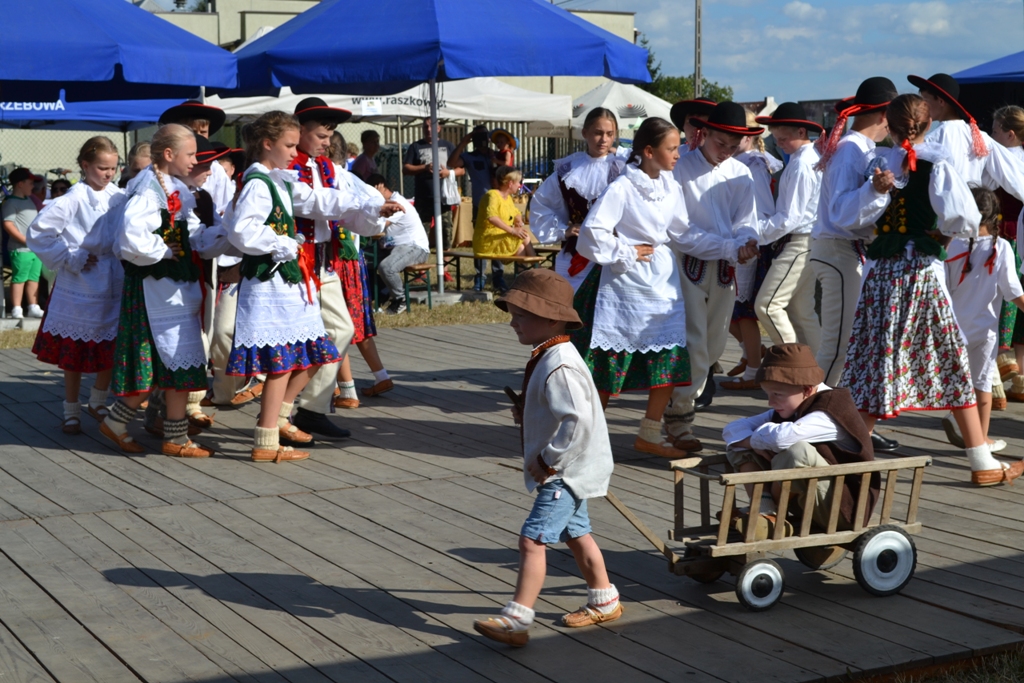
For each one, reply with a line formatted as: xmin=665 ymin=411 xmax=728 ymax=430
xmin=735 ymin=559 xmax=785 ymax=611
xmin=684 ymin=547 xmax=725 ymax=583
xmin=794 ymin=545 xmax=848 ymax=571
xmin=852 ymin=525 xmax=916 ymax=596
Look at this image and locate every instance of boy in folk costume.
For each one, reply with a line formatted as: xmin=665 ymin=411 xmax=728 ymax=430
xmin=663 ymin=102 xmax=761 ymax=452
xmin=669 ymin=98 xmax=717 ymax=150
xmin=809 ymin=77 xmax=899 ymax=453
xmin=288 ymin=98 xmax=402 ymax=440
xmin=752 ymin=103 xmax=823 ymax=353
xmin=473 ymin=269 xmax=618 ymax=647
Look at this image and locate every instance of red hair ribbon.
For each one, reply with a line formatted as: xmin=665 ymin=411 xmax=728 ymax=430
xmin=968 ymin=117 xmax=989 ymax=158
xmin=298 ymin=241 xmax=318 ymax=303
xmin=900 ymin=139 xmax=917 ymax=172
xmin=567 ymin=252 xmax=590 ymax=277
xmin=984 ymin=246 xmax=997 ymax=275
xmin=166 ymin=191 xmax=182 ymax=225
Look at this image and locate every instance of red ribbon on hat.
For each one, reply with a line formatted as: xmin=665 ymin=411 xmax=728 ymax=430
xmin=900 ymin=139 xmax=917 ymax=172
xmin=968 ymin=117 xmax=989 ymax=158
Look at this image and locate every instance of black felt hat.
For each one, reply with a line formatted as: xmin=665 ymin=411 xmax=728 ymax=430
xmin=194 ymin=134 xmax=230 ymax=165
xmin=755 ymin=102 xmax=824 ymax=134
xmin=847 ymin=77 xmax=898 ymax=115
xmin=210 ymin=140 xmax=245 ymax=170
xmin=294 ymin=97 xmax=352 ymax=125
xmin=669 ymin=98 xmax=717 ymax=130
xmin=690 ymin=101 xmax=764 ymax=136
xmin=833 ymin=96 xmax=856 ymax=114
xmin=907 ymin=73 xmax=972 ymax=121
xmin=160 ymin=100 xmax=226 ymax=135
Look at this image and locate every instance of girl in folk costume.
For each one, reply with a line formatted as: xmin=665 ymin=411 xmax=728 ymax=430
xmin=226 ymin=111 xmax=379 ymax=463
xmin=722 ymin=109 xmax=782 ymax=390
xmin=27 ymin=136 xmax=123 ymax=435
xmin=531 ymin=107 xmax=625 ymax=293
xmin=326 ymin=133 xmax=394 ymax=408
xmin=943 ymin=188 xmax=1024 ymax=451
xmin=990 ymin=105 xmax=1024 ymax=402
xmin=841 ymin=95 xmax=1023 ymax=487
xmin=101 ymin=124 xmax=222 ymax=458
xmin=574 ymin=117 xmax=695 ymax=459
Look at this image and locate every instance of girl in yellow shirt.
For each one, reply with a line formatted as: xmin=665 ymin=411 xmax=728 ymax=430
xmin=474 ymin=166 xmax=536 ymax=261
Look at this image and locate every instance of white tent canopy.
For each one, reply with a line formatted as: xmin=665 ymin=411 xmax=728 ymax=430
xmin=207 ymin=77 xmax=572 ymax=126
xmin=539 ymin=81 xmax=672 ymax=140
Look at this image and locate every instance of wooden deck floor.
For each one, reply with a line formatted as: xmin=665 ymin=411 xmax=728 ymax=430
xmin=0 ymin=322 xmax=1022 ymax=682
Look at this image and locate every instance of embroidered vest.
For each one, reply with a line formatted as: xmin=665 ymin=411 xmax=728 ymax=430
xmin=121 ymin=208 xmax=199 ymax=283
xmin=771 ymin=388 xmax=879 ymax=529
xmin=238 ymin=172 xmax=302 ymax=285
xmin=291 ymin=152 xmax=359 ymax=263
xmin=867 ymin=159 xmax=945 ymax=260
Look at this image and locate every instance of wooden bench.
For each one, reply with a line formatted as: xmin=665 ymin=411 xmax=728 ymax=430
xmin=442 ymin=249 xmax=547 ymax=285
xmin=606 ymin=453 xmax=931 ymax=611
xmin=402 ymin=263 xmax=436 ymax=311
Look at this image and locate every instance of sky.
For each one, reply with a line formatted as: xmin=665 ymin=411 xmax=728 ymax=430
xmin=561 ymin=0 xmax=1024 ymax=102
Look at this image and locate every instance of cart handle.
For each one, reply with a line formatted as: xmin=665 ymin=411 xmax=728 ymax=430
xmin=718 ymin=455 xmax=931 ymax=486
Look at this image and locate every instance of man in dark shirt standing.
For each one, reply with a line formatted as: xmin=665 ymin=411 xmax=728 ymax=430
xmin=403 ymin=120 xmax=456 ymax=251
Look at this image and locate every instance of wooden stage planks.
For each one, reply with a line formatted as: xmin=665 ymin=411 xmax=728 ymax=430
xmin=0 ymin=323 xmax=1018 ymax=682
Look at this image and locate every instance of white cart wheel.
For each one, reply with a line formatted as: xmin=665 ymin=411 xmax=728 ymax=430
xmin=735 ymin=559 xmax=785 ymax=611
xmin=852 ymin=525 xmax=917 ymax=596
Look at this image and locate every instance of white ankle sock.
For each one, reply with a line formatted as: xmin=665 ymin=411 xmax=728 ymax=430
xmin=588 ymin=585 xmax=619 ymax=613
xmin=759 ymin=492 xmax=778 ymax=516
xmin=88 ymin=387 xmax=108 ymax=410
xmin=186 ymin=390 xmax=205 ymax=414
xmin=254 ymin=426 xmax=279 ymax=450
xmin=277 ymin=402 xmax=294 ymax=429
xmin=966 ymin=444 xmax=1001 ymax=472
xmin=742 ymin=365 xmax=759 ymax=381
xmin=63 ymin=401 xmax=80 ymax=421
xmin=638 ymin=417 xmax=662 ymax=444
xmin=372 ymin=369 xmax=390 ymax=383
xmin=338 ymin=381 xmax=358 ymax=399
xmin=500 ymin=601 xmax=534 ymax=629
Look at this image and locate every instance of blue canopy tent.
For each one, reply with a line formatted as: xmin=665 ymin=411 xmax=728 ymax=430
xmin=0 ymin=96 xmax=178 ymax=131
xmin=0 ymin=0 xmax=237 ymax=101
xmin=951 ymin=52 xmax=1024 ymax=131
xmin=219 ymin=0 xmax=650 ymax=293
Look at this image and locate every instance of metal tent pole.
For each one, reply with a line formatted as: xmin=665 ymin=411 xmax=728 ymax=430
xmin=429 ymin=78 xmax=445 ymax=294
xmin=694 ymin=0 xmax=703 ymax=98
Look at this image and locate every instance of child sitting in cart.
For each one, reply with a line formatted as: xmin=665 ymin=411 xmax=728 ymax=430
xmin=473 ymin=269 xmax=619 ymax=648
xmin=721 ymin=344 xmax=879 ymax=533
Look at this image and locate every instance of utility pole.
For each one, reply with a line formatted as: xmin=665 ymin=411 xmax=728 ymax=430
xmin=694 ymin=0 xmax=703 ymax=97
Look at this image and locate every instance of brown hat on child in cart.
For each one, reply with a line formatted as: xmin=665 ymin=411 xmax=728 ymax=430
xmin=494 ymin=269 xmax=583 ymax=330
xmin=755 ymin=343 xmax=825 ymax=386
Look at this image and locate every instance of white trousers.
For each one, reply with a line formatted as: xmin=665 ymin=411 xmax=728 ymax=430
xmin=297 ymin=269 xmax=354 ymax=414
xmin=809 ymin=237 xmax=864 ymax=387
xmin=755 ymin=234 xmax=820 ymax=353
xmin=664 ymin=259 xmax=735 ymax=436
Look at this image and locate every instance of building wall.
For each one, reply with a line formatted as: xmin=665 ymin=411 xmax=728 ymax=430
xmin=154 ymin=11 xmax=220 ymax=44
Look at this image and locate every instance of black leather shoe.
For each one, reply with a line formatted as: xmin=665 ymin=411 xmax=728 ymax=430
xmin=694 ymin=368 xmax=716 ymax=411
xmin=292 ymin=408 xmax=350 ymax=440
xmin=871 ymin=432 xmax=899 ymax=452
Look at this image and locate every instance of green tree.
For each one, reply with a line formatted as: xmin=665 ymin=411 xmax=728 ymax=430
xmin=638 ymin=33 xmax=733 ymax=104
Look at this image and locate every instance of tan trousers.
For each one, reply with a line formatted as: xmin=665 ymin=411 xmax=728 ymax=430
xmin=664 ymin=259 xmax=735 ymax=438
xmin=297 ymin=269 xmax=354 ymax=415
xmin=809 ymin=237 xmax=864 ymax=387
xmin=208 ymin=279 xmax=245 ymax=404
xmin=755 ymin=234 xmax=820 ymax=353
xmin=726 ymin=440 xmax=833 ymax=530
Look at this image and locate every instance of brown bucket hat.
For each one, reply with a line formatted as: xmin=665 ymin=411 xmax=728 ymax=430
xmin=755 ymin=343 xmax=825 ymax=386
xmin=494 ymin=269 xmax=583 ymax=330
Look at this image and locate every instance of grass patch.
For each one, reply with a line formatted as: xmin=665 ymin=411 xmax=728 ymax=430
xmin=375 ymin=300 xmax=510 ymax=329
xmin=893 ymin=650 xmax=1024 ymax=683
xmin=0 ymin=330 xmax=36 ymax=349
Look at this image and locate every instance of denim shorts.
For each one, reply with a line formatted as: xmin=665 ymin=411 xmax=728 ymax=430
xmin=521 ymin=479 xmax=591 ymax=544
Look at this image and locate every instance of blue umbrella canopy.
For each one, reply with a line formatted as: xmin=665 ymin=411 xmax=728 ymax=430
xmin=226 ymin=0 xmax=650 ymax=96
xmin=954 ymin=50 xmax=1024 ymax=84
xmin=0 ymin=0 xmax=237 ymax=101
xmin=0 ymin=95 xmax=178 ymax=131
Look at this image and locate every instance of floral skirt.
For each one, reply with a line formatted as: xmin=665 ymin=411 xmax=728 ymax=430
xmin=338 ymin=255 xmax=377 ymax=344
xmin=1000 ymin=240 xmax=1020 ymax=351
xmin=841 ymin=253 xmax=974 ymax=418
xmin=227 ymin=337 xmax=341 ymax=377
xmin=589 ymin=345 xmax=691 ymax=396
xmin=33 ymin=330 xmax=115 ymax=373
xmin=111 ymin=272 xmax=208 ymax=397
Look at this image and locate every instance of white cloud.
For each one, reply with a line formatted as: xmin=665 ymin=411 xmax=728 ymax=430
xmin=783 ymin=1 xmax=826 ymax=21
xmin=764 ymin=25 xmax=817 ymax=41
xmin=904 ymin=2 xmax=952 ymax=35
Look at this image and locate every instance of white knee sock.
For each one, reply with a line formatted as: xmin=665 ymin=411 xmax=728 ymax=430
xmin=186 ymin=390 xmax=205 ymax=415
xmin=500 ymin=601 xmax=534 ymax=630
xmin=588 ymin=585 xmax=620 ymax=613
xmin=254 ymin=425 xmax=279 ymax=451
xmin=277 ymin=401 xmax=294 ymax=429
xmin=966 ymin=444 xmax=1001 ymax=472
xmin=88 ymin=386 xmax=108 ymax=410
xmin=638 ymin=418 xmax=662 ymax=444
xmin=742 ymin=366 xmax=759 ymax=381
xmin=63 ymin=401 xmax=80 ymax=421
xmin=338 ymin=381 xmax=358 ymax=399
xmin=372 ymin=368 xmax=390 ymax=383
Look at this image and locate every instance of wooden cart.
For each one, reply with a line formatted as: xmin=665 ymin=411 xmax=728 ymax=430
xmin=607 ymin=454 xmax=931 ymax=611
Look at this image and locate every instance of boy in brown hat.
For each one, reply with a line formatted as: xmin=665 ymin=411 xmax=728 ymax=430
xmin=473 ymin=269 xmax=619 ymax=647
xmin=722 ymin=344 xmax=878 ymax=532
